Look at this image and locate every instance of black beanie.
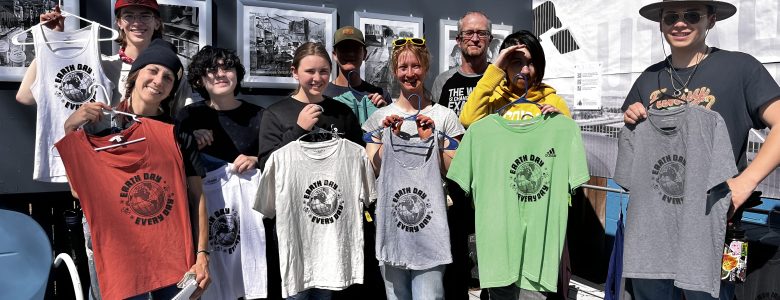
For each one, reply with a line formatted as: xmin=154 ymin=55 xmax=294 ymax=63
xmin=130 ymin=39 xmax=184 ymax=93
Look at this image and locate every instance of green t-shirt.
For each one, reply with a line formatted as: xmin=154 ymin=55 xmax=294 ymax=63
xmin=446 ymin=113 xmax=589 ymax=291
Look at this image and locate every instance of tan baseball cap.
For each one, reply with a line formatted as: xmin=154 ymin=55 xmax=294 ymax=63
xmin=334 ymin=26 xmax=365 ymax=46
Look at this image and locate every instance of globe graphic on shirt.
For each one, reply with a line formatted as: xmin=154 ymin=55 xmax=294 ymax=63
xmin=126 ymin=181 xmax=166 ymax=217
xmin=308 ymin=187 xmax=339 ymax=217
xmin=59 ymin=70 xmax=94 ymax=104
xmin=513 ymin=162 xmax=543 ymax=196
xmin=395 ymin=194 xmax=427 ymax=226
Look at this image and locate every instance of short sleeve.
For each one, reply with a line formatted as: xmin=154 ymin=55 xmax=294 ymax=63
xmin=742 ymin=54 xmax=780 ymax=128
xmin=706 ymin=117 xmax=739 ymax=190
xmin=254 ymin=153 xmax=277 ymax=217
xmin=613 ymin=126 xmax=635 ymax=190
xmin=568 ymin=126 xmax=590 ymax=192
xmin=360 ymin=152 xmax=378 ymax=206
xmin=446 ymin=129 xmax=474 ymax=196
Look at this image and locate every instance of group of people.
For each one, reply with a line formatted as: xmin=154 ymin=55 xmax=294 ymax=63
xmin=13 ymin=0 xmax=780 ymax=299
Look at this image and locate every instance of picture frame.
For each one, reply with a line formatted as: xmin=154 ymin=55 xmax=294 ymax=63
xmin=238 ymin=0 xmax=336 ymax=88
xmin=354 ymin=11 xmax=423 ymax=99
xmin=110 ymin=0 xmax=213 ymax=71
xmin=439 ymin=20 xmax=513 ymax=73
xmin=0 ymin=0 xmax=81 ymax=81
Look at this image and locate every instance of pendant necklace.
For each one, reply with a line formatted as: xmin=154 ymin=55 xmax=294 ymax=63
xmin=667 ymin=47 xmax=710 ymax=98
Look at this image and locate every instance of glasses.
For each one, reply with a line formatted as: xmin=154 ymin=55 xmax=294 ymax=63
xmin=392 ymin=38 xmax=426 ymax=48
xmin=120 ymin=14 xmax=155 ymax=24
xmin=662 ymin=11 xmax=705 ymax=26
xmin=460 ymin=30 xmax=491 ymax=39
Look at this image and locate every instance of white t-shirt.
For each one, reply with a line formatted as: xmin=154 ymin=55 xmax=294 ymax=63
xmin=201 ymin=164 xmax=267 ymax=300
xmin=30 ymin=24 xmax=112 ymax=182
xmin=254 ymin=138 xmax=377 ymax=298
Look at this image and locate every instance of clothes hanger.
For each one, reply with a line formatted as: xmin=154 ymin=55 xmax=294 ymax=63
xmin=362 ymin=94 xmax=459 ymax=150
xmin=11 ymin=0 xmax=119 ymax=46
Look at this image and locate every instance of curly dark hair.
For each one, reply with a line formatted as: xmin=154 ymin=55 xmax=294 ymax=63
xmin=187 ymin=46 xmax=246 ymax=100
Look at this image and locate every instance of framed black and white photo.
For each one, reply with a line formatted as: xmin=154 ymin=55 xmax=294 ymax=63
xmin=110 ymin=0 xmax=212 ymax=71
xmin=439 ymin=20 xmax=513 ymax=73
xmin=237 ymin=0 xmax=336 ymax=88
xmin=0 ymin=0 xmax=80 ymax=81
xmin=438 ymin=19 xmax=458 ymax=74
xmin=354 ymin=11 xmax=423 ymax=99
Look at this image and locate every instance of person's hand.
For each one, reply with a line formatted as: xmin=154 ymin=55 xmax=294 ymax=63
xmin=416 ymin=114 xmax=434 ymax=140
xmin=382 ymin=114 xmax=403 ymax=136
xmin=368 ymin=93 xmax=388 ymax=107
xmin=39 ymin=5 xmax=65 ymax=32
xmin=192 ymin=129 xmax=214 ymax=150
xmin=539 ymin=104 xmax=560 ymax=115
xmin=494 ymin=44 xmax=527 ymax=70
xmin=188 ymin=253 xmax=210 ymax=299
xmin=63 ymin=102 xmax=111 ymax=134
xmin=297 ymin=104 xmax=322 ymax=131
xmin=726 ymin=176 xmax=759 ymax=220
xmin=232 ymin=155 xmax=258 ymax=174
xmin=623 ymin=102 xmax=647 ymax=125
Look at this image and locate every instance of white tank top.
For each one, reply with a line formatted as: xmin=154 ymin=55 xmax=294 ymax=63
xmin=30 ymin=24 xmax=112 ymax=182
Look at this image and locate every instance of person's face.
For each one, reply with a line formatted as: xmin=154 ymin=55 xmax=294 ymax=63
xmin=133 ymin=64 xmax=175 ymax=105
xmin=660 ymin=4 xmax=714 ymax=51
xmin=116 ymin=6 xmax=160 ymax=47
xmin=292 ymin=55 xmax=331 ymax=97
xmin=333 ymin=40 xmax=366 ymax=74
xmin=456 ymin=14 xmax=491 ymax=59
xmin=201 ymin=59 xmax=237 ymax=98
xmin=395 ymin=50 xmax=426 ymax=93
xmin=504 ymin=45 xmax=536 ymax=92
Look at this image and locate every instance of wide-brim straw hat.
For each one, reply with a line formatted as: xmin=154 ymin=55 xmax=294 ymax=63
xmin=639 ymin=0 xmax=737 ymax=22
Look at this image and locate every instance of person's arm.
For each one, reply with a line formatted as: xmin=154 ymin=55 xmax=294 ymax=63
xmin=459 ymin=64 xmax=507 ymax=127
xmin=728 ymin=98 xmax=780 ymax=211
xmin=186 ymin=176 xmax=210 ymax=298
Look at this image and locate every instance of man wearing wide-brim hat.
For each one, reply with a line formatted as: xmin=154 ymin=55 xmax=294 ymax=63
xmin=621 ymin=0 xmax=780 ymax=299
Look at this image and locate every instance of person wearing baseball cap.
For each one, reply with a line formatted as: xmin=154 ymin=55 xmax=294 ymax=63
xmin=622 ymin=1 xmax=780 ymax=299
xmin=324 ymin=26 xmax=391 ymax=124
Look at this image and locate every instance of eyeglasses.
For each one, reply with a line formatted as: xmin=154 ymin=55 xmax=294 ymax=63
xmin=459 ymin=30 xmax=491 ymax=39
xmin=392 ymin=38 xmax=426 ymax=48
xmin=662 ymin=11 xmax=705 ymax=26
xmin=120 ymin=14 xmax=155 ymax=24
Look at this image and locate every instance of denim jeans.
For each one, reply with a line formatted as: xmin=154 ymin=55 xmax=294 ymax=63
xmin=286 ymin=288 xmax=333 ymax=300
xmin=380 ymin=264 xmax=445 ymax=300
xmin=125 ymin=285 xmax=180 ymax=300
xmin=630 ymin=278 xmax=735 ymax=300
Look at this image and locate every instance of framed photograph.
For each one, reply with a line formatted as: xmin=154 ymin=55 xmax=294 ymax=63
xmin=439 ymin=21 xmax=514 ymax=73
xmin=354 ymin=11 xmax=423 ymax=99
xmin=237 ymin=0 xmax=336 ymax=88
xmin=111 ymin=0 xmax=212 ymax=71
xmin=0 ymin=0 xmax=80 ymax=81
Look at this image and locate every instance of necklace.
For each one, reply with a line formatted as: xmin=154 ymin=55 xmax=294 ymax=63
xmin=667 ymin=47 xmax=710 ymax=98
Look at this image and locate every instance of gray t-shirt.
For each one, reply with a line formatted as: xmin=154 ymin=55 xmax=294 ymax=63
xmin=362 ymin=102 xmax=466 ymax=143
xmin=614 ymin=105 xmax=737 ymax=297
xmin=375 ymin=128 xmax=452 ymax=269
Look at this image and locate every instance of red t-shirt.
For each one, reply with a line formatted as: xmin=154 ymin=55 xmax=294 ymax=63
xmin=56 ymin=119 xmax=195 ymax=299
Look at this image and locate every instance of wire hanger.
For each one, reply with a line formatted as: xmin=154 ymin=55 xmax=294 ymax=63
xmin=362 ymin=94 xmax=459 ymax=150
xmin=11 ymin=1 xmax=119 ymax=46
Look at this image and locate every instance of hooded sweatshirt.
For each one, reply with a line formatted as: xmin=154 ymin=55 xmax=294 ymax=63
xmin=459 ymin=64 xmax=571 ymax=127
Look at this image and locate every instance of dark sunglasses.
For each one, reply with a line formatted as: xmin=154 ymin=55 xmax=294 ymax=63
xmin=662 ymin=11 xmax=705 ymax=26
xmin=392 ymin=38 xmax=426 ymax=48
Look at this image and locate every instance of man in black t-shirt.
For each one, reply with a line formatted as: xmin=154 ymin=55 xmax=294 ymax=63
xmin=324 ymin=26 xmax=389 ymax=124
xmin=623 ymin=1 xmax=780 ymax=299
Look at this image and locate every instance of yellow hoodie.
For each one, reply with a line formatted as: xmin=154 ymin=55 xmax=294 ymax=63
xmin=459 ymin=64 xmax=571 ymax=127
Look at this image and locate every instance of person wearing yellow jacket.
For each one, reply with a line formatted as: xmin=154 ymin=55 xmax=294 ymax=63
xmin=459 ymin=30 xmax=570 ymax=127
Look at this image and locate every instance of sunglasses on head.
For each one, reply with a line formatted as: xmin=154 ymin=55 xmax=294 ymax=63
xmin=392 ymin=38 xmax=426 ymax=48
xmin=662 ymin=11 xmax=705 ymax=25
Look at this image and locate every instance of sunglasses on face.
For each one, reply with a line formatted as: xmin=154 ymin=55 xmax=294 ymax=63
xmin=662 ymin=11 xmax=705 ymax=26
xmin=392 ymin=38 xmax=426 ymax=48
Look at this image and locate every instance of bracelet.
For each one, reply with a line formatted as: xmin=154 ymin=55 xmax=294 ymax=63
xmin=196 ymin=249 xmax=210 ymax=256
